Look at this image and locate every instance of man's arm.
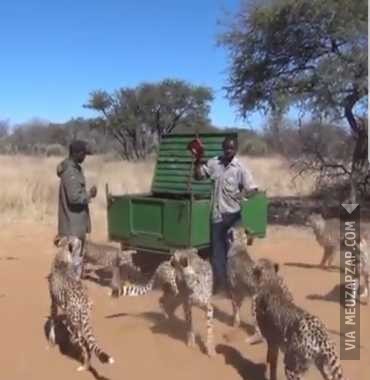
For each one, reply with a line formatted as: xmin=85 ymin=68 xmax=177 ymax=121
xmin=239 ymin=166 xmax=259 ymax=198
xmin=194 ymin=159 xmax=207 ymax=180
xmin=61 ymin=166 xmax=90 ymax=206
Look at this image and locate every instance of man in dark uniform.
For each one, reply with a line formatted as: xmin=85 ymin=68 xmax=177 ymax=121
xmin=56 ymin=140 xmax=97 ymax=277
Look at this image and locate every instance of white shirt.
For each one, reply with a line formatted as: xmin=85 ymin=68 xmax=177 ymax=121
xmin=200 ymin=156 xmax=258 ymax=222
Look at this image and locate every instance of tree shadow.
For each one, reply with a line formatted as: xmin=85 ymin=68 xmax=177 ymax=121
xmin=43 ymin=317 xmax=112 ymax=380
xmin=0 ymin=256 xmax=19 ymax=261
xmin=105 ymin=313 xmax=129 ymax=319
xmin=284 ymin=262 xmax=321 ymax=269
xmin=307 ymin=283 xmax=368 ymax=307
xmin=216 ymin=344 xmax=267 ymax=380
xmin=307 ymin=284 xmax=344 ymax=307
xmin=284 ymin=262 xmax=342 ymax=273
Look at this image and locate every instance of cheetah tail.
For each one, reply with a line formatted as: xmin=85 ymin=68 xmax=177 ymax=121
xmin=325 ymin=351 xmax=345 ymax=380
xmin=95 ymin=347 xmax=115 ymax=365
xmin=119 ymin=276 xmax=156 ymax=296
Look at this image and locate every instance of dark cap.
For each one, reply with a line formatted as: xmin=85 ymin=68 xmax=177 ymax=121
xmin=69 ymin=140 xmax=92 ymax=155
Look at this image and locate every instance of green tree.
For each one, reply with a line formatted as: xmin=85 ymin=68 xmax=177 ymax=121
xmin=85 ymin=79 xmax=213 ymax=160
xmin=220 ymin=0 xmax=368 ymax=200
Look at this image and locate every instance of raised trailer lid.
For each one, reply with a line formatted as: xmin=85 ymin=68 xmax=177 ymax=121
xmin=151 ymin=132 xmax=237 ymax=197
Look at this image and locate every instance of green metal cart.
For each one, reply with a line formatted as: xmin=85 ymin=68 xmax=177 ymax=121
xmin=106 ymin=132 xmax=268 ymax=255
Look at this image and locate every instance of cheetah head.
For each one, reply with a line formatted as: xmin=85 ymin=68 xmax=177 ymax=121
xmin=54 ymin=236 xmax=82 ymax=261
xmin=252 ymin=258 xmax=280 ymax=285
xmin=170 ymin=248 xmax=198 ymax=276
xmin=306 ymin=213 xmax=324 ymax=228
xmin=228 ymin=225 xmax=248 ymax=246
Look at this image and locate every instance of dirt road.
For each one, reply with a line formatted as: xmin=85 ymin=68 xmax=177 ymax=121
xmin=0 ymin=223 xmax=368 ymax=380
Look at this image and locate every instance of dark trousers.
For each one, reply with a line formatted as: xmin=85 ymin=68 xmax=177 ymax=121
xmin=211 ymin=211 xmax=241 ymax=290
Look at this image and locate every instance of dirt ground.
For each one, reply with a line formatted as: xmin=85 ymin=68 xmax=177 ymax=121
xmin=0 ymin=222 xmax=368 ymax=380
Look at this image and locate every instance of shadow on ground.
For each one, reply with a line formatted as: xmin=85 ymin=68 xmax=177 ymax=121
xmin=216 ymin=344 xmax=267 ymax=380
xmin=43 ymin=316 xmax=112 ymax=380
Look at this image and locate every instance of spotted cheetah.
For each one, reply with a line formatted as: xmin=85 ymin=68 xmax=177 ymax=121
xmin=226 ymin=227 xmax=293 ymax=344
xmin=306 ymin=213 xmax=341 ymax=269
xmin=53 ymin=236 xmax=143 ymax=297
xmin=82 ymin=240 xmax=143 ymax=297
xmin=357 ymin=238 xmax=370 ymax=303
xmin=307 ymin=213 xmax=369 ymax=270
xmin=48 ymin=236 xmax=114 ymax=371
xmin=117 ymin=259 xmax=179 ymax=297
xmin=226 ymin=226 xmax=261 ymax=341
xmin=170 ymin=248 xmax=215 ymax=356
xmin=252 ymin=258 xmax=345 ymax=380
xmin=119 ymin=248 xmax=215 ymax=356
xmin=307 ymin=213 xmax=370 ymax=302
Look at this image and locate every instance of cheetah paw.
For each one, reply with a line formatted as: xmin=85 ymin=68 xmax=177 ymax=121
xmin=245 ymin=333 xmax=263 ymax=345
xmin=187 ymin=334 xmax=196 ymax=348
xmin=76 ymin=365 xmax=88 ymax=372
xmin=359 ymin=288 xmax=368 ymax=299
xmin=48 ymin=326 xmax=56 ymax=346
xmin=108 ymin=357 xmax=115 ymax=364
xmin=207 ymin=346 xmax=216 ymax=357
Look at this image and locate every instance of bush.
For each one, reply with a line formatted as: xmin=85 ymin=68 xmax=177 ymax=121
xmin=45 ymin=144 xmax=67 ymax=157
xmin=238 ymin=136 xmax=269 ymax=156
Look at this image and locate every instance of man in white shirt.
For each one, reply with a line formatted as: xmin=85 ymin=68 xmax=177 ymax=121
xmin=192 ymin=136 xmax=258 ymax=294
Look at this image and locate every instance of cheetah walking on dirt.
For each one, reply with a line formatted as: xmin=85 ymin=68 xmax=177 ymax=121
xmin=48 ymin=236 xmax=114 ymax=371
xmin=306 ymin=213 xmax=341 ymax=269
xmin=53 ymin=236 xmax=142 ymax=297
xmin=357 ymin=238 xmax=370 ymax=303
xmin=307 ymin=213 xmax=370 ymax=302
xmin=226 ymin=225 xmax=263 ymax=343
xmin=118 ymin=248 xmax=216 ymax=356
xmin=252 ymin=258 xmax=345 ymax=380
xmin=82 ymin=240 xmax=142 ymax=297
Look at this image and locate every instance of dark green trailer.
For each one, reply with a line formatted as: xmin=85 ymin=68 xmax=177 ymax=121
xmin=106 ymin=133 xmax=268 ymax=254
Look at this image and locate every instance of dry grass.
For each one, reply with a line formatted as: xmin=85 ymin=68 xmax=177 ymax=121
xmin=239 ymin=155 xmax=316 ymax=197
xmin=0 ymin=154 xmax=315 ymax=227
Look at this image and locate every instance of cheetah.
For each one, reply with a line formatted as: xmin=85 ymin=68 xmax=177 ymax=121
xmin=226 ymin=225 xmax=261 ymax=343
xmin=306 ymin=213 xmax=341 ymax=269
xmin=226 ymin=226 xmax=293 ymax=344
xmin=252 ymin=258 xmax=345 ymax=380
xmin=307 ymin=213 xmax=369 ymax=269
xmin=53 ymin=236 xmax=143 ymax=297
xmin=356 ymin=238 xmax=370 ymax=303
xmin=48 ymin=236 xmax=114 ymax=371
xmin=307 ymin=213 xmax=370 ymax=300
xmin=82 ymin=240 xmax=143 ymax=297
xmin=119 ymin=248 xmax=215 ymax=356
xmin=117 ymin=258 xmax=179 ymax=298
xmin=170 ymin=248 xmax=215 ymax=357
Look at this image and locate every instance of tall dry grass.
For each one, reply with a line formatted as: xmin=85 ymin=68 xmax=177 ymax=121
xmin=0 ymin=154 xmax=315 ymax=227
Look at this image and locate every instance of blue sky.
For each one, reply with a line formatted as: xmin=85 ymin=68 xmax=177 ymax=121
xmin=0 ymin=0 xmax=266 ymax=129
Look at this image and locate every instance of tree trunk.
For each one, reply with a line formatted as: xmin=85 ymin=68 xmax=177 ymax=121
xmin=345 ymin=103 xmax=368 ymax=203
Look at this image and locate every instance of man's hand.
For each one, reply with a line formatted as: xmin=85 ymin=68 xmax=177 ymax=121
xmin=237 ymin=188 xmax=259 ymax=201
xmin=187 ymin=138 xmax=204 ymax=161
xmin=89 ymin=185 xmax=97 ymax=199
